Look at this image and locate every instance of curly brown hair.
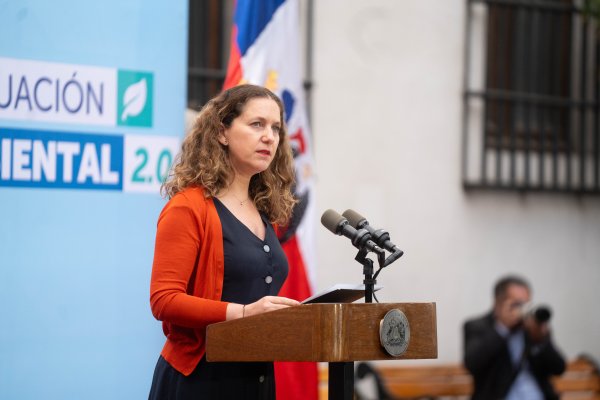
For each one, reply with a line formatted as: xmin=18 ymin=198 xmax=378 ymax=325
xmin=162 ymin=84 xmax=296 ymax=225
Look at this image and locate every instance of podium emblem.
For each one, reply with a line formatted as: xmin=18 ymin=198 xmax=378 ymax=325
xmin=380 ymin=309 xmax=410 ymax=357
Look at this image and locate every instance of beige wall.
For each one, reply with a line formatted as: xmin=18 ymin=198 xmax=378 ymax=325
xmin=310 ymin=0 xmax=600 ymax=363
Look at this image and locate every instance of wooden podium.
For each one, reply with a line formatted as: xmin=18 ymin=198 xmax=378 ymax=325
xmin=206 ymin=302 xmax=437 ymax=399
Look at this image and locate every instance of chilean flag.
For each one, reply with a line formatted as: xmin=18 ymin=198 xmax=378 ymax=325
xmin=223 ymin=0 xmax=318 ymax=399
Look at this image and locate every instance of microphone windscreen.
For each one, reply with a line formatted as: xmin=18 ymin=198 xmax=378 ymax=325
xmin=342 ymin=209 xmax=366 ymax=228
xmin=321 ymin=209 xmax=345 ymax=234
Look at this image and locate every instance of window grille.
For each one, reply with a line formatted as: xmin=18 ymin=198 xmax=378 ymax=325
xmin=463 ymin=0 xmax=600 ymax=194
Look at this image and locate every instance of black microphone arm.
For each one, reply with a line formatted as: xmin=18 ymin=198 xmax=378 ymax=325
xmin=321 ymin=209 xmax=384 ymax=255
xmin=342 ymin=209 xmax=404 ymax=267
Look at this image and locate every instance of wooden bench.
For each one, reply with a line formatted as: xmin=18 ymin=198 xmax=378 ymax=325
xmin=318 ymin=355 xmax=600 ymax=400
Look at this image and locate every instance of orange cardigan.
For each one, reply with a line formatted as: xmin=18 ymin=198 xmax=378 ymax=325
xmin=150 ymin=186 xmax=229 ymax=376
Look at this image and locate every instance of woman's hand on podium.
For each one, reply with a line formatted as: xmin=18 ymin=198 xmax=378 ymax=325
xmin=226 ymin=296 xmax=300 ymax=320
xmin=245 ymin=296 xmax=300 ymax=318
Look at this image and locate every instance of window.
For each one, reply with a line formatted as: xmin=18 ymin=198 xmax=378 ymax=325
xmin=463 ymin=0 xmax=600 ymax=193
xmin=187 ymin=0 xmax=234 ymax=110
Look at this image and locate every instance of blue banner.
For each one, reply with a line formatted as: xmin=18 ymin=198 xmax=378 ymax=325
xmin=0 ymin=127 xmax=124 ymax=190
xmin=0 ymin=1 xmax=188 ymax=399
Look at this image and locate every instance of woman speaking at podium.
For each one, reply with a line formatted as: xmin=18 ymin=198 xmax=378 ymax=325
xmin=148 ymin=84 xmax=299 ymax=399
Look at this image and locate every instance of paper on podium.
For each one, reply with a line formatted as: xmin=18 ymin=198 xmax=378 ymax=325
xmin=301 ymin=283 xmax=383 ymax=304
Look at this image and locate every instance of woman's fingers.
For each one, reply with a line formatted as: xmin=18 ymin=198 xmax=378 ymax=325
xmin=245 ymin=296 xmax=300 ymax=317
xmin=268 ymin=296 xmax=300 ymax=306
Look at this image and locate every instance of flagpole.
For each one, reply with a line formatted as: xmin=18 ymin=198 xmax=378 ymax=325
xmin=304 ymin=0 xmax=314 ymax=126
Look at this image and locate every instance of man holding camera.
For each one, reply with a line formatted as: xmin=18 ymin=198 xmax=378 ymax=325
xmin=463 ymin=275 xmax=566 ymax=400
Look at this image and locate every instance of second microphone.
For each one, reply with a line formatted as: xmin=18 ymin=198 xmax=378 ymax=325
xmin=321 ymin=209 xmax=384 ymax=254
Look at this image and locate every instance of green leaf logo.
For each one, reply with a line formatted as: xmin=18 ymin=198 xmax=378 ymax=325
xmin=121 ymin=78 xmax=147 ymax=121
xmin=117 ymin=70 xmax=153 ymax=128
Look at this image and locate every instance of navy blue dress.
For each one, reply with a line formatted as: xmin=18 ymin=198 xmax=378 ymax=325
xmin=148 ymin=198 xmax=288 ymax=400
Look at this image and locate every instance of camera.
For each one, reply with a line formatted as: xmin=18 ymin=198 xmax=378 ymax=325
xmin=523 ymin=303 xmax=552 ymax=324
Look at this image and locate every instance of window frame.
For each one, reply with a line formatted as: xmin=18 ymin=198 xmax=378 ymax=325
xmin=462 ymin=0 xmax=600 ymax=194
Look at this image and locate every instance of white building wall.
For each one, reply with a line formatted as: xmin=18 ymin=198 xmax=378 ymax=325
xmin=311 ymin=0 xmax=600 ymax=364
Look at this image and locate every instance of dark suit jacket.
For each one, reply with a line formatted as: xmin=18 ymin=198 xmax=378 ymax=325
xmin=463 ymin=312 xmax=566 ymax=400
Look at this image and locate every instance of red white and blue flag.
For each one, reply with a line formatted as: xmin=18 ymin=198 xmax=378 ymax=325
xmin=223 ymin=1 xmax=318 ymax=399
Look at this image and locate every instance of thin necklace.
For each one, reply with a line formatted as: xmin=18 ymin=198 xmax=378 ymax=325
xmin=231 ymin=192 xmax=250 ymax=206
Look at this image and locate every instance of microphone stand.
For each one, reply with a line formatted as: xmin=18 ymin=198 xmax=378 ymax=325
xmin=334 ymin=231 xmax=402 ymax=400
xmin=333 ymin=247 xmax=388 ymax=400
xmin=355 ymin=248 xmax=379 ymax=303
xmin=355 ymin=246 xmax=400 ymax=303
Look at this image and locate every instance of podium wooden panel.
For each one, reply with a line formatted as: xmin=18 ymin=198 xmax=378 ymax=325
xmin=206 ymin=302 xmax=437 ymax=362
xmin=206 ymin=303 xmax=436 ymax=399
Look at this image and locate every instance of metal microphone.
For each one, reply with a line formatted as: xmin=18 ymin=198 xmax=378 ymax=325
xmin=342 ymin=209 xmax=404 ymax=266
xmin=321 ymin=209 xmax=384 ymax=254
xmin=342 ymin=209 xmax=403 ymax=255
